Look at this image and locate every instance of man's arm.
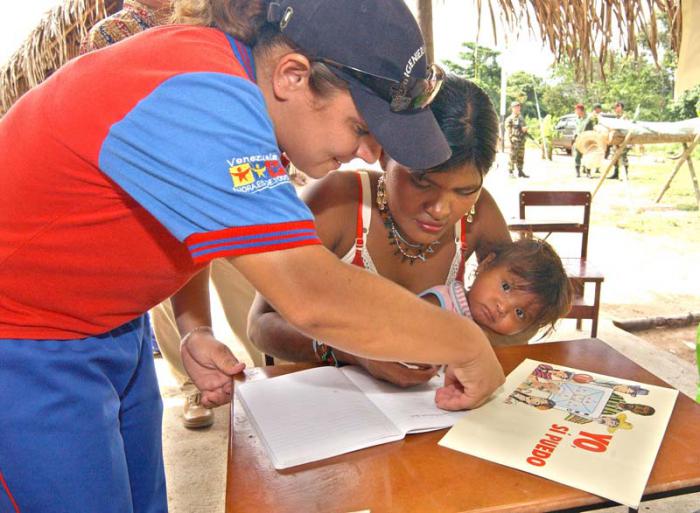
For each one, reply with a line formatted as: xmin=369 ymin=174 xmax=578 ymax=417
xmin=235 ymin=244 xmax=504 ymax=409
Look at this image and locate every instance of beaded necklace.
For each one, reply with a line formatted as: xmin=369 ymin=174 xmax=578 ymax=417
xmin=376 ymin=175 xmax=441 ymax=264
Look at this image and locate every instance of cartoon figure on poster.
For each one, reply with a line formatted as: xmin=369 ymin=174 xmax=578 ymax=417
xmin=506 ymin=363 xmax=655 ymax=432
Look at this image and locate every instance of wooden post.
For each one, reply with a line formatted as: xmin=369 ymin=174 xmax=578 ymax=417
xmin=417 ymin=0 xmax=434 ymax=63
xmin=684 ymin=144 xmax=700 ymax=209
xmin=592 ymin=132 xmax=633 ymax=199
xmin=655 ymin=133 xmax=700 ymax=205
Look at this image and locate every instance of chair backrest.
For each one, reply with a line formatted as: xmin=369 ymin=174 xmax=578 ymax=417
xmin=519 ymin=190 xmax=592 ymax=259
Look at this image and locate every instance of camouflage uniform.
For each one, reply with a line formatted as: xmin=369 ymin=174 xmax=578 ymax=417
xmin=505 ymin=112 xmax=527 ymax=177
xmin=610 ymin=111 xmax=630 ymax=180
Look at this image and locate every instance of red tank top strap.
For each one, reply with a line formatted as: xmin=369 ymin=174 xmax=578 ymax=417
xmin=351 ymin=172 xmax=365 ymax=267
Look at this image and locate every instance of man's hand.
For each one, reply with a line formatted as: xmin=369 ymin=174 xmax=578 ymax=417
xmin=434 ymin=355 xmax=505 ymax=411
xmin=355 ymin=358 xmax=439 ymax=388
xmin=180 ymin=330 xmax=246 ymax=407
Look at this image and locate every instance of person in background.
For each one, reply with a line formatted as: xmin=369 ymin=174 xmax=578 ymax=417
xmin=0 ymin=0 xmax=505 ymax=510
xmin=609 ymin=101 xmax=630 ymax=180
xmin=79 ymin=0 xmax=172 ymax=53
xmin=504 ymin=101 xmax=529 ymax=178
xmin=587 ymin=103 xmax=603 ymax=175
xmin=80 ymin=0 xmax=222 ymax=430
xmin=592 ymin=103 xmax=603 ymax=119
xmin=573 ymin=103 xmax=594 ymax=177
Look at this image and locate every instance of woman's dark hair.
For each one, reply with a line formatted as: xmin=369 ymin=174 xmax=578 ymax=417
xmin=485 ymin=237 xmax=573 ymax=335
xmin=172 ymin=0 xmax=347 ymax=97
xmin=427 ymin=74 xmax=499 ymax=176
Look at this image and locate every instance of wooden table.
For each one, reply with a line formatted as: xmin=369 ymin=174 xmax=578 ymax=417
xmin=226 ymin=339 xmax=700 ymax=513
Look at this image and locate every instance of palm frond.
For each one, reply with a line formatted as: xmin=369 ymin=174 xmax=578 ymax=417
xmin=483 ymin=0 xmax=681 ymax=80
xmin=0 ymin=0 xmax=121 ymax=116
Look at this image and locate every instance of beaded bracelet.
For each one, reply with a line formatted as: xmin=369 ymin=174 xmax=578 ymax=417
xmin=180 ymin=326 xmax=214 ymax=346
xmin=312 ymin=339 xmax=340 ymax=367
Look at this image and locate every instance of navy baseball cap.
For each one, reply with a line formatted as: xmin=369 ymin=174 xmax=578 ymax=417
xmin=267 ymin=0 xmax=451 ymax=170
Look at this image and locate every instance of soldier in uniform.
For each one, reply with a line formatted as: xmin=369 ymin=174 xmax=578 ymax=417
xmin=609 ymin=101 xmax=630 ymax=180
xmin=505 ymin=101 xmax=529 ymax=178
xmin=573 ymin=103 xmax=594 ymax=177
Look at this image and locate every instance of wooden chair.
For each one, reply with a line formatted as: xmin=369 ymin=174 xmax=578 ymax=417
xmin=508 ymin=190 xmax=604 ymax=337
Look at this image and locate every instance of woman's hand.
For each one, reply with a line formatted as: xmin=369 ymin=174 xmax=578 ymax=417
xmin=435 ymin=355 xmax=505 ymax=411
xmin=354 ymin=357 xmax=439 ymax=387
xmin=180 ymin=330 xmax=246 ymax=407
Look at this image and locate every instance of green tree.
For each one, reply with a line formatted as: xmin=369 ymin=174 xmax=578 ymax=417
xmin=506 ymin=71 xmax=548 ymax=119
xmin=666 ymin=84 xmax=700 ymax=120
xmin=442 ymin=42 xmax=501 ymax=109
xmin=540 ymin=55 xmax=674 ymax=121
xmin=537 ymin=11 xmax=682 ymax=121
xmin=537 ymin=61 xmax=583 ymax=119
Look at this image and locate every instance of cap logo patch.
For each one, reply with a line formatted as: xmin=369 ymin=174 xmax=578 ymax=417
xmin=227 ymin=153 xmax=289 ymax=193
xmin=404 ymin=46 xmax=425 ymax=78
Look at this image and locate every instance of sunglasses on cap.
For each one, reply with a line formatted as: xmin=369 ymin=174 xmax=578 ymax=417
xmin=317 ymin=58 xmax=445 ymax=113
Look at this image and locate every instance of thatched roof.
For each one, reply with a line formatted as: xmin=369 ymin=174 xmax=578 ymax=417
xmin=0 ymin=0 xmax=685 ymax=116
xmin=0 ymin=0 xmax=121 ymax=115
xmin=483 ymin=0 xmax=681 ymax=80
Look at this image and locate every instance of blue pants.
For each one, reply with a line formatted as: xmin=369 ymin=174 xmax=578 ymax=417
xmin=0 ymin=315 xmax=166 ymax=513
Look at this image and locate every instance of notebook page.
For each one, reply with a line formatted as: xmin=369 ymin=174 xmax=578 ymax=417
xmin=341 ymin=366 xmax=466 ymax=434
xmin=237 ymin=366 xmax=403 ymax=469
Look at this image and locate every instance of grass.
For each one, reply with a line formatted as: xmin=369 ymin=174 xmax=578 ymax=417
xmin=590 ymin=149 xmax=700 ymax=243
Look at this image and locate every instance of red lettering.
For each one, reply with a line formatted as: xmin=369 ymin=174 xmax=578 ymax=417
xmin=573 ymin=431 xmax=612 ymax=453
xmin=527 ymin=424 xmax=569 ymax=467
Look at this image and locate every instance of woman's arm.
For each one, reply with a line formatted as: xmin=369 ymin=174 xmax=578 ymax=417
xmin=236 ymin=244 xmax=504 ymax=409
xmin=247 ymin=292 xmax=318 ymax=362
xmin=172 ymin=266 xmax=246 ymax=407
xmin=170 ymin=266 xmax=212 ymax=334
xmin=248 ymin=171 xmax=357 ymax=361
xmin=248 ymin=170 xmax=442 ymax=386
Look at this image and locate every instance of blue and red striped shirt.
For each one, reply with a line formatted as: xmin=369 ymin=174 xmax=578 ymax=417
xmin=0 ymin=25 xmax=320 ymax=339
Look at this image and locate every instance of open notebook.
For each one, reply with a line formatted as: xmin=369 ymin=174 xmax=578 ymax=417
xmin=236 ymin=365 xmax=465 ymax=469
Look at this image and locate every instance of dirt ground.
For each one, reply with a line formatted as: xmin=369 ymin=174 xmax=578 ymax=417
xmin=485 ymin=149 xmax=700 ymax=367
xmin=605 ymin=304 xmax=698 ymax=366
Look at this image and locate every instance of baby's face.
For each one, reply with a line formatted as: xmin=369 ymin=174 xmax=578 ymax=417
xmin=467 ymin=265 xmax=541 ymax=336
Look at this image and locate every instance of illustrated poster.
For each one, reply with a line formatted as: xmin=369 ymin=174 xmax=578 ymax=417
xmin=439 ymin=359 xmax=678 ymax=508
